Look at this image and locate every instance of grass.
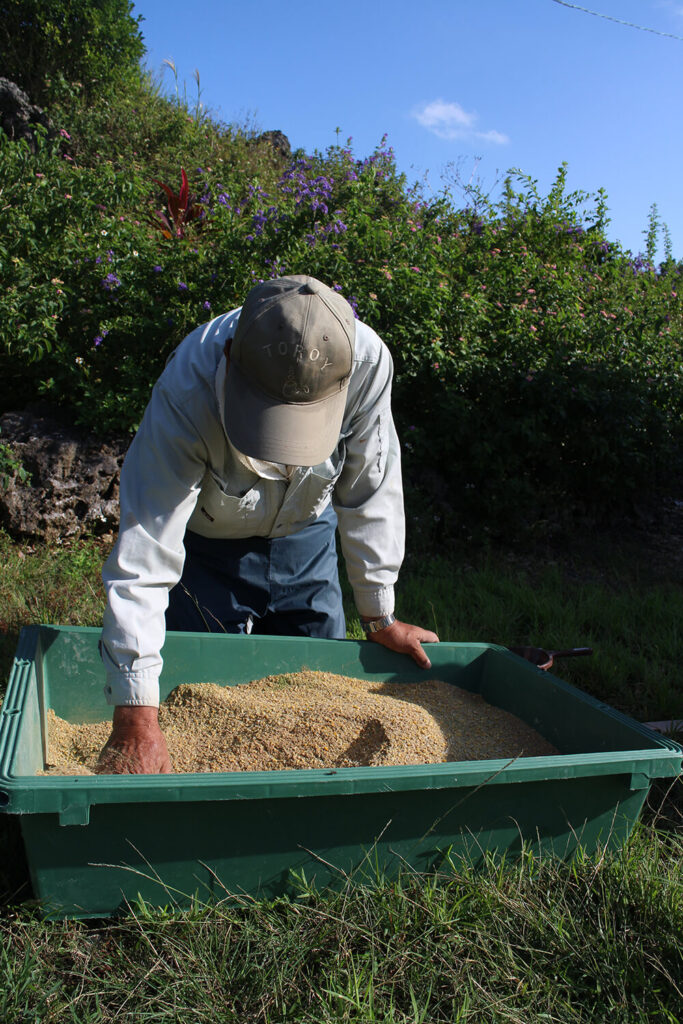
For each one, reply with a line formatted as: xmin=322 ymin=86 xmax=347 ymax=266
xmin=0 ymin=530 xmax=107 ymax=690
xmin=0 ymin=830 xmax=681 ymax=1022
xmin=392 ymin=557 xmax=683 ymax=723
xmin=0 ymin=526 xmax=681 ymax=1022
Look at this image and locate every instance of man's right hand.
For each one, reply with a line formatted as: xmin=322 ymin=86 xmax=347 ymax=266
xmin=96 ymin=706 xmax=173 ymax=774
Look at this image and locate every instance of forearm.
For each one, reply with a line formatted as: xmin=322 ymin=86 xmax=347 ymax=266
xmin=335 ymin=422 xmax=405 ymax=618
xmin=101 ymin=520 xmax=187 ymax=706
xmin=100 ymin=384 xmax=208 ymax=705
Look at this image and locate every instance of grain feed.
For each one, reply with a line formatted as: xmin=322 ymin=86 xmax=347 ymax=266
xmin=42 ymin=670 xmax=559 ymax=775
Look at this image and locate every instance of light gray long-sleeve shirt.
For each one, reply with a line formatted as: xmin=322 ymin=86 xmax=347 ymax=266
xmin=100 ymin=308 xmax=405 ymax=706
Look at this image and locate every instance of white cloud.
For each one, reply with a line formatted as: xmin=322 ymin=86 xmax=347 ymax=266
xmin=412 ymin=98 xmax=509 ymax=145
xmin=476 ymin=129 xmax=510 ymax=145
xmin=415 ymin=100 xmax=475 ymax=133
xmin=655 ymin=1 xmax=683 ymax=19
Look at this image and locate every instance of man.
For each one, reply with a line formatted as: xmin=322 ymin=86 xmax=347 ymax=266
xmin=97 ymin=275 xmax=438 ymax=774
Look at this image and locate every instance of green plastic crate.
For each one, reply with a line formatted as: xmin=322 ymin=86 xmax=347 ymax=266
xmin=1 ymin=625 xmax=680 ymax=919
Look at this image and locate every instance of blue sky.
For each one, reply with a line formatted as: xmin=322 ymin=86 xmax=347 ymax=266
xmin=132 ymin=0 xmax=683 ymax=259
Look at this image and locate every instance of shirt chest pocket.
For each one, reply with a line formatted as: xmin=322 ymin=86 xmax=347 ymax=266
xmin=187 ymin=472 xmax=280 ymax=538
xmin=278 ymin=443 xmax=346 ymax=526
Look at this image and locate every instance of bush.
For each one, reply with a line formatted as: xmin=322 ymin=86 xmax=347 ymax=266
xmin=0 ymin=90 xmax=680 ymax=539
xmin=0 ymin=0 xmax=145 ymax=107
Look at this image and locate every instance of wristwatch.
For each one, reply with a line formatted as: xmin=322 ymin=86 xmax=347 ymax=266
xmin=361 ymin=613 xmax=396 ymax=634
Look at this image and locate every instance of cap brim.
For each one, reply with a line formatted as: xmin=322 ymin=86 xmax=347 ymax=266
xmin=224 ymin=362 xmax=347 ymax=467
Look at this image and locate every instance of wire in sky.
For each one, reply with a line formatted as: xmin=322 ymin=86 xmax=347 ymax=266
xmin=551 ymin=0 xmax=683 ymax=41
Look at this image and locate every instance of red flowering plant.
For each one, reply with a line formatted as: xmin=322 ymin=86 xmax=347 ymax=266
xmin=150 ymin=167 xmax=204 ymax=239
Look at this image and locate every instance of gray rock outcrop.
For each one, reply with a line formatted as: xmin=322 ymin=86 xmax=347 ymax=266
xmin=0 ymin=407 xmax=129 ymax=542
xmin=0 ymin=78 xmax=55 ymax=152
xmin=252 ymin=130 xmax=291 ymax=160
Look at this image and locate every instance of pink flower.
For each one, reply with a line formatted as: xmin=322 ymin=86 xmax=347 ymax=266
xmin=59 ymin=129 xmax=71 ymax=139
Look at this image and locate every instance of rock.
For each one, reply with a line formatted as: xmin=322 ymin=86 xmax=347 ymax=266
xmin=0 ymin=407 xmax=129 ymax=542
xmin=0 ymin=78 xmax=55 ymax=152
xmin=252 ymin=130 xmax=291 ymax=160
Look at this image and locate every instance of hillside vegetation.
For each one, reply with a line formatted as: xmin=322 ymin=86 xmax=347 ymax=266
xmin=0 ymin=1 xmax=681 ymax=541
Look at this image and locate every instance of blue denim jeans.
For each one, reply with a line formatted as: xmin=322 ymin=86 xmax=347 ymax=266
xmin=166 ymin=503 xmax=346 ymax=638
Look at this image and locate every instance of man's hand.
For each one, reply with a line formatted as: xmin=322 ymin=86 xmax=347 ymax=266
xmin=365 ymin=619 xmax=439 ymax=669
xmin=96 ymin=706 xmax=173 ymax=775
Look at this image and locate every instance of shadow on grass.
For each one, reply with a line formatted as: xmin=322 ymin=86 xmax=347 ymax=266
xmin=641 ymin=773 xmax=683 ymax=836
xmin=1 ymin=627 xmax=33 ymax=911
xmin=0 ymin=627 xmax=20 ymax=703
xmin=0 ymin=814 xmax=32 ymax=912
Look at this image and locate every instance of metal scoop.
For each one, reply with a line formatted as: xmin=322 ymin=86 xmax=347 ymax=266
xmin=509 ymin=646 xmax=593 ymax=671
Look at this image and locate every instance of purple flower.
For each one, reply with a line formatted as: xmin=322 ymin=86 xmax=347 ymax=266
xmin=203 ymin=300 xmax=212 ymax=311
xmin=177 ymin=281 xmax=188 ymax=292
xmin=251 ymin=211 xmax=269 ymax=235
xmin=101 ymin=273 xmax=121 ymax=291
xmin=153 ymin=265 xmax=163 ymax=273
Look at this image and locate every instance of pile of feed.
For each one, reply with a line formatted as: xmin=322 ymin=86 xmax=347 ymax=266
xmin=43 ymin=670 xmax=559 ymax=775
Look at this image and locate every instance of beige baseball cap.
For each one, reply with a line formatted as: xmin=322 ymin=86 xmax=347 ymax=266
xmin=224 ymin=275 xmax=356 ymax=466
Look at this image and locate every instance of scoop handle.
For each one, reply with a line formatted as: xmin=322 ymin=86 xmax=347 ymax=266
xmin=547 ymin=647 xmax=593 ymax=659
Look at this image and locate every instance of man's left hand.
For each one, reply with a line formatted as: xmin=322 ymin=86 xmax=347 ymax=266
xmin=366 ymin=619 xmax=439 ymax=669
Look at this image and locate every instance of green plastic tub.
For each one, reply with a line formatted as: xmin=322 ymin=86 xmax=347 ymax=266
xmin=1 ymin=625 xmax=680 ymax=919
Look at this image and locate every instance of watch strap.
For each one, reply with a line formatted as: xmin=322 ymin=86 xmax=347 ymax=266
xmin=361 ymin=613 xmax=396 ymax=634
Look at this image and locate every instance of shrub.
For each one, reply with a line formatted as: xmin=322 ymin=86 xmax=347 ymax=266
xmin=0 ymin=101 xmax=680 ymax=539
xmin=0 ymin=0 xmax=145 ymax=107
